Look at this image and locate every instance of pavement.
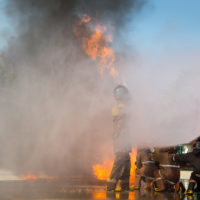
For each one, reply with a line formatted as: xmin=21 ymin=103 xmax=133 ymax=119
xmin=0 ymin=180 xmax=199 ymax=200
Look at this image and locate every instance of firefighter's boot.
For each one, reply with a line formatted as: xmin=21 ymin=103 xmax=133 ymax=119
xmin=106 ymin=181 xmax=116 ymax=192
xmin=178 ymin=182 xmax=186 ymax=194
xmin=130 ymin=185 xmax=140 ymax=190
xmin=153 ymin=169 xmax=165 ymax=192
xmin=130 ymin=174 xmax=140 ymax=190
xmin=119 ymin=180 xmax=129 ymax=191
xmin=186 ymin=182 xmax=195 ymax=196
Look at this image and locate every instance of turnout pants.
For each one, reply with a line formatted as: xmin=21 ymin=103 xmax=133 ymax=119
xmin=190 ymin=172 xmax=200 ymax=192
xmin=107 ymin=152 xmax=131 ymax=190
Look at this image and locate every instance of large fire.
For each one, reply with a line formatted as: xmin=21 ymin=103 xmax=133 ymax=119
xmin=93 ymin=149 xmax=137 ymax=183
xmin=74 ymin=14 xmax=136 ymax=184
xmin=93 ymin=159 xmax=113 ymax=181
xmin=74 ymin=14 xmax=118 ymax=78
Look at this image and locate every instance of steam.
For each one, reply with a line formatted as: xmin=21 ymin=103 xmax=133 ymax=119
xmin=0 ymin=0 xmax=147 ymax=178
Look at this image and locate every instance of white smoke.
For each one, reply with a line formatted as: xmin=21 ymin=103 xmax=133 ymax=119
xmin=0 ymin=0 xmax=147 ymax=179
xmin=125 ymin=50 xmax=200 ymax=147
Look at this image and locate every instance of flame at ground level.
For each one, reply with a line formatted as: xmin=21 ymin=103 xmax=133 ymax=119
xmin=93 ymin=160 xmax=113 ymax=181
xmin=21 ymin=173 xmax=38 ymax=180
xmin=93 ymin=149 xmax=137 ymax=182
xmin=21 ymin=173 xmax=56 ymax=180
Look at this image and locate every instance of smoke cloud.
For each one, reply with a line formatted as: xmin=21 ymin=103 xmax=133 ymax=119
xmin=126 ymin=51 xmax=200 ymax=148
xmin=0 ymin=0 xmax=147 ymax=178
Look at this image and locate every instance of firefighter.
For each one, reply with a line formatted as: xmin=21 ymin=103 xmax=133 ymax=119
xmin=106 ymin=85 xmax=132 ymax=192
xmin=172 ymin=137 xmax=200 ymax=196
xmin=131 ymin=148 xmax=165 ymax=192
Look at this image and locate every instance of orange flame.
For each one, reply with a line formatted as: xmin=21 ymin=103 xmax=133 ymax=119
xmin=74 ymin=14 xmax=119 ymax=78
xmin=93 ymin=149 xmax=136 ymax=182
xmin=93 ymin=159 xmax=113 ymax=181
xmin=92 ymin=192 xmax=107 ymax=199
xmin=21 ymin=173 xmax=56 ymax=180
xmin=130 ymin=150 xmax=137 ymax=183
xmin=21 ymin=173 xmax=38 ymax=180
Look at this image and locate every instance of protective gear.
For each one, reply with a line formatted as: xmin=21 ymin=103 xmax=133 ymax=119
xmin=113 ymin=85 xmax=129 ymax=101
xmin=152 ymin=152 xmax=180 ymax=192
xmin=106 ymin=89 xmax=131 ymax=191
xmin=186 ymin=182 xmax=195 ymax=196
xmin=133 ymin=148 xmax=165 ymax=191
xmin=106 ymin=183 xmax=115 ymax=192
xmin=153 ymin=186 xmax=165 ymax=192
xmin=195 ymin=141 xmax=200 ymax=150
xmin=112 ymin=102 xmax=131 ymax=154
xmin=188 ymin=172 xmax=200 ymax=193
xmin=173 ymin=148 xmax=200 ymax=194
xmin=130 ymin=185 xmax=140 ymax=190
xmin=178 ymin=182 xmax=186 ymax=194
xmin=107 ymin=153 xmax=130 ymax=191
xmin=115 ymin=188 xmax=122 ymax=192
xmin=172 ymin=150 xmax=200 ymax=174
xmin=193 ymin=141 xmax=200 ymax=154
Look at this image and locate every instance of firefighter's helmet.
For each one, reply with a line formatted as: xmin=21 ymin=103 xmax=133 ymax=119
xmin=193 ymin=137 xmax=200 ymax=154
xmin=113 ymin=85 xmax=129 ymax=101
xmin=194 ymin=140 xmax=200 ymax=150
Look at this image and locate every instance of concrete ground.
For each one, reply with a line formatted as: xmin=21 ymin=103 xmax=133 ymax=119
xmin=0 ymin=180 xmax=199 ymax=200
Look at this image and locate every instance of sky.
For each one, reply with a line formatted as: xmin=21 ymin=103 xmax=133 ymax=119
xmin=1 ymin=0 xmax=200 ymax=53
xmin=0 ymin=0 xmax=12 ymax=49
xmin=131 ymin=0 xmax=200 ymax=53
